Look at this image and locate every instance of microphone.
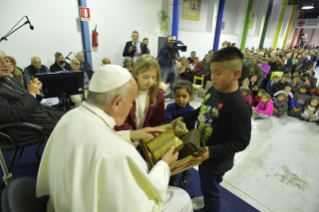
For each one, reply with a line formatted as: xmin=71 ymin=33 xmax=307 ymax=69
xmin=65 ymin=52 xmax=72 ymax=60
xmin=26 ymin=16 xmax=34 ymax=30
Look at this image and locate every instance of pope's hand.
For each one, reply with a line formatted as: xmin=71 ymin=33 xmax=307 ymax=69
xmin=130 ymin=127 xmax=165 ymax=140
xmin=162 ymin=146 xmax=179 ymax=166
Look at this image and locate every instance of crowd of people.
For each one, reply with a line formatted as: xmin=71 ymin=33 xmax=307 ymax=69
xmin=1 ymin=30 xmax=319 ymax=212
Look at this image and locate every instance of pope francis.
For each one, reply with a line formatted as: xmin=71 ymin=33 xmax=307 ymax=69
xmin=36 ymin=65 xmax=192 ymax=212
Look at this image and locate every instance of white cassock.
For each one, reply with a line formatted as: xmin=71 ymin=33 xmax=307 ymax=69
xmin=36 ymin=101 xmax=192 ymax=212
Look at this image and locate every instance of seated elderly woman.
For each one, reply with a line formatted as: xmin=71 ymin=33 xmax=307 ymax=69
xmin=123 ymin=56 xmax=133 ymax=73
xmin=7 ymin=56 xmax=25 ymax=86
xmin=24 ymin=56 xmax=50 ymax=85
xmin=69 ymin=59 xmax=90 ymax=107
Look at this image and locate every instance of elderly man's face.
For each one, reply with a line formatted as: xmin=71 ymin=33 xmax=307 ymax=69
xmin=0 ymin=52 xmax=10 ymax=78
xmin=32 ymin=58 xmax=42 ymax=69
xmin=132 ymin=33 xmax=139 ymax=42
xmin=70 ymin=61 xmax=80 ymax=72
xmin=77 ymin=53 xmax=84 ymax=63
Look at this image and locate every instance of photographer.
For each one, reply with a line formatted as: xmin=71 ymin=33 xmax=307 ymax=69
xmin=157 ymin=35 xmax=181 ymax=84
xmin=122 ymin=31 xmax=148 ymax=62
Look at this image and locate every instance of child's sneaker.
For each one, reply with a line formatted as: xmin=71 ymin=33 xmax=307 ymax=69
xmin=169 ymin=175 xmax=177 ymax=187
xmin=192 ymin=196 xmax=205 ymax=210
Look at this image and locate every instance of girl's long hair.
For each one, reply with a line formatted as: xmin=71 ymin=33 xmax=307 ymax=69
xmin=132 ymin=54 xmax=162 ymax=107
xmin=304 ymin=97 xmax=319 ymax=112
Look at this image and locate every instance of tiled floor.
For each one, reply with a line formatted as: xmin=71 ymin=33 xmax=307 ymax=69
xmin=165 ymin=66 xmax=319 ymax=212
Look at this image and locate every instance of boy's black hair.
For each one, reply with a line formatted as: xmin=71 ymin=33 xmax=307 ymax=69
xmin=284 ymin=84 xmax=292 ymax=89
xmin=174 ymin=80 xmax=193 ymax=96
xmin=297 ymin=84 xmax=311 ymax=95
xmin=211 ymin=47 xmax=243 ymax=63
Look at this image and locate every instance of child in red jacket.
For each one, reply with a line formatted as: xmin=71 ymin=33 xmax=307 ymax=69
xmin=190 ymin=57 xmax=202 ymax=76
xmin=114 ymin=55 xmax=165 ymax=146
xmin=252 ymin=89 xmax=266 ymax=108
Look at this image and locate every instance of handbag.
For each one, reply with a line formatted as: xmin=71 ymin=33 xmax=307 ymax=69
xmin=178 ymin=129 xmax=207 ymax=160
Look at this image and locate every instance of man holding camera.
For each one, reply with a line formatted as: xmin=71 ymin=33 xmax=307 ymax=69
xmin=123 ymin=31 xmax=148 ymax=63
xmin=50 ymin=52 xmax=71 ymax=72
xmin=157 ymin=36 xmax=181 ymax=85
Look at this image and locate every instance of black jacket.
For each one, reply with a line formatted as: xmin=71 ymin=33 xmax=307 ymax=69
xmin=269 ymin=81 xmax=291 ymax=96
xmin=122 ymin=41 xmax=148 ymax=58
xmin=269 ymin=61 xmax=279 ymax=72
xmin=0 ymin=77 xmax=64 ymax=136
xmin=183 ymin=87 xmax=251 ymax=173
xmin=50 ymin=61 xmax=71 ymax=72
xmin=24 ymin=65 xmax=50 ymax=85
xmin=238 ymin=64 xmax=248 ymax=86
xmin=80 ymin=61 xmax=94 ymax=79
xmin=284 ymin=58 xmax=292 ymax=71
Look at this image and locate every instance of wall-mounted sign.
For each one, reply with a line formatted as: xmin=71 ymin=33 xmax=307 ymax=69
xmin=295 ymin=19 xmax=319 ymax=28
xmin=80 ymin=7 xmax=91 ymax=21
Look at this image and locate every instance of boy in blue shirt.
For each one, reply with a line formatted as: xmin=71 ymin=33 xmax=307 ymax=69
xmin=175 ymin=47 xmax=252 ymax=211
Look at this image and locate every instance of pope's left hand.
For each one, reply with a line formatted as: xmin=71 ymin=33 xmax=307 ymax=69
xmin=130 ymin=127 xmax=165 ymax=140
xmin=190 ymin=147 xmax=210 ymax=163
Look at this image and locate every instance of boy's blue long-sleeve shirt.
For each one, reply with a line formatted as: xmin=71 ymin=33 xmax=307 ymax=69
xmin=164 ymin=102 xmax=195 ymax=131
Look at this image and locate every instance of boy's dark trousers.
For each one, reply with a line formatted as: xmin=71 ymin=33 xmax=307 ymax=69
xmin=199 ymin=166 xmax=225 ymax=212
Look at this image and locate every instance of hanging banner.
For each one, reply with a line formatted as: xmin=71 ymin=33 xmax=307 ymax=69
xmin=295 ymin=19 xmax=319 ymax=28
xmin=182 ymin=0 xmax=201 ymax=21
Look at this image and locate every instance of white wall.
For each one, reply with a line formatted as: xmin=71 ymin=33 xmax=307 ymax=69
xmin=87 ymin=0 xmax=162 ymax=69
xmin=0 ymin=0 xmax=163 ymax=70
xmin=0 ymin=0 xmax=82 ymax=69
xmin=177 ymin=0 xmax=218 ymax=60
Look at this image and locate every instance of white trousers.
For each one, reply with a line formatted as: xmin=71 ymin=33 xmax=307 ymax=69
xmin=161 ymin=186 xmax=193 ymax=212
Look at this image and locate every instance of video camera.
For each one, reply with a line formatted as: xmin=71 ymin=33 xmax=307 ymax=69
xmin=165 ymin=40 xmax=187 ymax=60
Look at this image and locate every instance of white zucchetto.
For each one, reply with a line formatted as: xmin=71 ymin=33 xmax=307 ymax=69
xmin=89 ymin=65 xmax=132 ymax=93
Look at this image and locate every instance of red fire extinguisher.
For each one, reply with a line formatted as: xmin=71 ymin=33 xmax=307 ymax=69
xmin=92 ymin=25 xmax=98 ymax=47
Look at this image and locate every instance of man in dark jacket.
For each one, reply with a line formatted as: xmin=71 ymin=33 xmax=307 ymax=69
xmin=122 ymin=31 xmax=148 ymax=62
xmin=76 ymin=52 xmax=94 ymax=79
xmin=50 ymin=52 xmax=71 ymax=72
xmin=24 ymin=56 xmax=50 ymax=85
xmin=0 ymin=50 xmax=64 ymax=137
xmin=269 ymin=74 xmax=291 ymax=96
xmin=247 ymin=57 xmax=263 ymax=86
xmin=284 ymin=53 xmax=292 ymax=71
xmin=238 ymin=64 xmax=248 ymax=86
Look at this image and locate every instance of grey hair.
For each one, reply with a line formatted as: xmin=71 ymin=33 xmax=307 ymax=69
xmin=54 ymin=52 xmax=62 ymax=58
xmin=87 ymin=79 xmax=133 ymax=107
xmin=123 ymin=56 xmax=133 ymax=66
xmin=31 ymin=56 xmax=41 ymax=63
xmin=132 ymin=31 xmax=139 ymax=34
xmin=70 ymin=59 xmax=80 ymax=64
xmin=76 ymin=52 xmax=83 ymax=57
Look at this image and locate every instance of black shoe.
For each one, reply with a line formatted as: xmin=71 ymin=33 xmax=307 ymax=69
xmin=180 ymin=170 xmax=191 ymax=188
xmin=299 ymin=117 xmax=305 ymax=121
xmin=169 ymin=176 xmax=177 ymax=187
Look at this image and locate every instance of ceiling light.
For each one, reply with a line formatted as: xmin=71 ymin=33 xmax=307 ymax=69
xmin=301 ymin=3 xmax=314 ymax=9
